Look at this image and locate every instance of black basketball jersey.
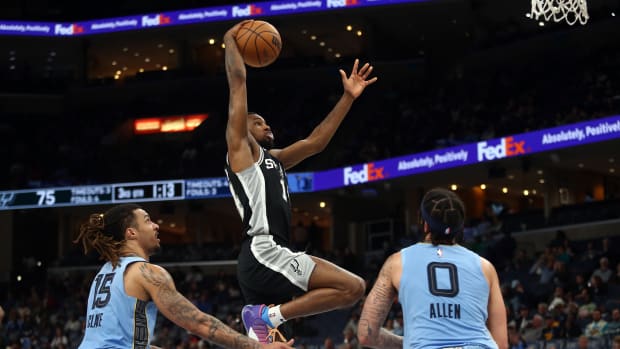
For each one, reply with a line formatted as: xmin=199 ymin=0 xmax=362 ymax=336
xmin=225 ymin=147 xmax=292 ymax=243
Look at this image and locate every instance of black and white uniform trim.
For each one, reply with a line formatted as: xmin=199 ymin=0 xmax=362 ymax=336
xmin=226 ymin=148 xmax=316 ymax=293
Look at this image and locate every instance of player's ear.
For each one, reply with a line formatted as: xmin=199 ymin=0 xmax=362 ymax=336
xmin=125 ymin=227 xmax=138 ymax=240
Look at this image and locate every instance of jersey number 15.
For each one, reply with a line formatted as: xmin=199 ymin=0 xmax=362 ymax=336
xmin=92 ymin=273 xmax=115 ymax=309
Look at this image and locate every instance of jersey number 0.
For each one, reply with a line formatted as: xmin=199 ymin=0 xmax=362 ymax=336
xmin=427 ymin=262 xmax=459 ymax=297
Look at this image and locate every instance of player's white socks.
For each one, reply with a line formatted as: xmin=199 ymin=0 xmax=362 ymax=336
xmin=267 ymin=305 xmax=286 ymax=328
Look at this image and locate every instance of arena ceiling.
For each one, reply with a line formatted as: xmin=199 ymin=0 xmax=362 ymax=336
xmin=2 ymin=0 xmax=618 ymax=79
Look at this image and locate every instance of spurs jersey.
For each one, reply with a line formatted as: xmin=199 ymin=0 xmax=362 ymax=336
xmin=225 ymin=147 xmax=291 ymax=243
xmin=400 ymin=243 xmax=497 ymax=349
xmin=79 ymin=256 xmax=158 ymax=349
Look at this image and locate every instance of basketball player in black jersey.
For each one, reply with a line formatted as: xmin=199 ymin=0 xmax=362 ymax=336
xmin=223 ymin=20 xmax=378 ymax=343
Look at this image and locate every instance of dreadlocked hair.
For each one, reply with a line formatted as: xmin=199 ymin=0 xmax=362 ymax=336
xmin=420 ymin=188 xmax=465 ymax=246
xmin=73 ymin=204 xmax=141 ymax=268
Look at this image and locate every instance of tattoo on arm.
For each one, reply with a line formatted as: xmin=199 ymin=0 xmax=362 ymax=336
xmin=139 ymin=263 xmax=260 ymax=349
xmin=358 ymin=257 xmax=402 ymax=349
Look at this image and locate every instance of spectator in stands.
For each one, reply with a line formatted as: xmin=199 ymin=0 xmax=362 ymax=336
xmin=509 ymin=280 xmax=531 ymax=315
xmin=576 ymin=335 xmax=590 ymax=349
xmin=508 ymin=323 xmax=527 ymax=349
xmin=549 ymin=286 xmax=565 ymax=304
xmin=576 ymin=289 xmax=597 ymax=317
xmin=542 ymin=313 xmax=560 ymax=341
xmin=514 ymin=304 xmax=532 ymax=333
xmin=579 ymin=241 xmax=600 ymax=263
xmin=605 ymin=308 xmax=620 ymax=336
xmin=552 ymin=261 xmax=570 ymax=288
xmin=535 ymin=302 xmax=550 ymax=318
xmin=599 ymin=237 xmax=613 ymax=264
xmin=530 ymin=252 xmax=555 ymax=285
xmin=563 ymin=313 xmax=583 ymax=339
xmin=570 ymin=273 xmax=589 ymax=296
xmin=50 ymin=326 xmax=68 ymax=348
xmin=549 ymin=297 xmax=567 ymax=325
xmin=592 ymin=257 xmax=613 ymax=283
xmin=509 ymin=249 xmax=531 ymax=273
xmin=521 ymin=314 xmax=545 ymax=344
xmin=613 ymin=335 xmax=620 ymax=349
xmin=584 ymin=309 xmax=607 ymax=338
xmin=588 ymin=275 xmax=608 ymax=304
xmin=493 ymin=230 xmax=517 ymax=271
xmin=63 ymin=313 xmax=81 ymax=338
xmin=556 ymin=243 xmax=574 ymax=265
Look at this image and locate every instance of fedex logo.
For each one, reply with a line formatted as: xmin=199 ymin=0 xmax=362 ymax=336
xmin=54 ymin=24 xmax=84 ymax=36
xmin=326 ymin=0 xmax=358 ymax=8
xmin=232 ymin=4 xmax=263 ymax=17
xmin=344 ymin=163 xmax=385 ymax=185
xmin=477 ymin=136 xmax=527 ymax=162
xmin=141 ymin=14 xmax=171 ymax=27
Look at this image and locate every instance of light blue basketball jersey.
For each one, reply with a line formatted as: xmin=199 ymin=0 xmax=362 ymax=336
xmin=400 ymin=243 xmax=498 ymax=349
xmin=79 ymin=256 xmax=158 ymax=349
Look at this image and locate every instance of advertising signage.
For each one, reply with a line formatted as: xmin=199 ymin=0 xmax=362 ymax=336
xmin=0 ymin=115 xmax=617 ymax=210
xmin=313 ymin=115 xmax=620 ymax=190
xmin=0 ymin=0 xmax=428 ymax=37
xmin=0 ymin=21 xmax=56 ymax=36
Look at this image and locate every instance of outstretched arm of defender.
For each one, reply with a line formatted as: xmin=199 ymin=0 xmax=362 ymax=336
xmin=270 ymin=59 xmax=378 ymax=169
xmin=224 ymin=20 xmax=255 ymax=173
xmin=358 ymin=253 xmax=403 ymax=349
xmin=138 ymin=263 xmax=292 ymax=349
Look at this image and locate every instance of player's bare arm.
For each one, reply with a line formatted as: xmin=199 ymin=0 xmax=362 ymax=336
xmin=137 ymin=263 xmax=290 ymax=349
xmin=358 ymin=253 xmax=403 ymax=349
xmin=270 ymin=58 xmax=378 ymax=169
xmin=481 ymin=258 xmax=508 ymax=349
xmin=224 ymin=20 xmax=255 ymax=173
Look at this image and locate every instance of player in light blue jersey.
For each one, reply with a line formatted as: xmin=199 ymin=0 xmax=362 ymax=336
xmin=358 ymin=188 xmax=508 ymax=349
xmin=74 ymin=203 xmax=293 ymax=349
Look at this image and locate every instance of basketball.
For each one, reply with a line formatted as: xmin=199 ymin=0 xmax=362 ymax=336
xmin=235 ymin=20 xmax=282 ymax=68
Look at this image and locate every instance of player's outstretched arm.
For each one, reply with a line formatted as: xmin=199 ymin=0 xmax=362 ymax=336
xmin=357 ymin=253 xmax=403 ymax=349
xmin=224 ymin=20 xmax=255 ymax=173
xmin=270 ymin=58 xmax=378 ymax=170
xmin=137 ymin=262 xmax=293 ymax=349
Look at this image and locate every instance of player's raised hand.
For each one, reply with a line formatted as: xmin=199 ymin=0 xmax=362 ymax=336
xmin=340 ymin=58 xmax=378 ymax=99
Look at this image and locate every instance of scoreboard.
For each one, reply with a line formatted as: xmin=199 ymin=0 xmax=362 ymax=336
xmin=0 ymin=179 xmax=202 ymax=210
xmin=0 ymin=174 xmax=315 ymax=211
